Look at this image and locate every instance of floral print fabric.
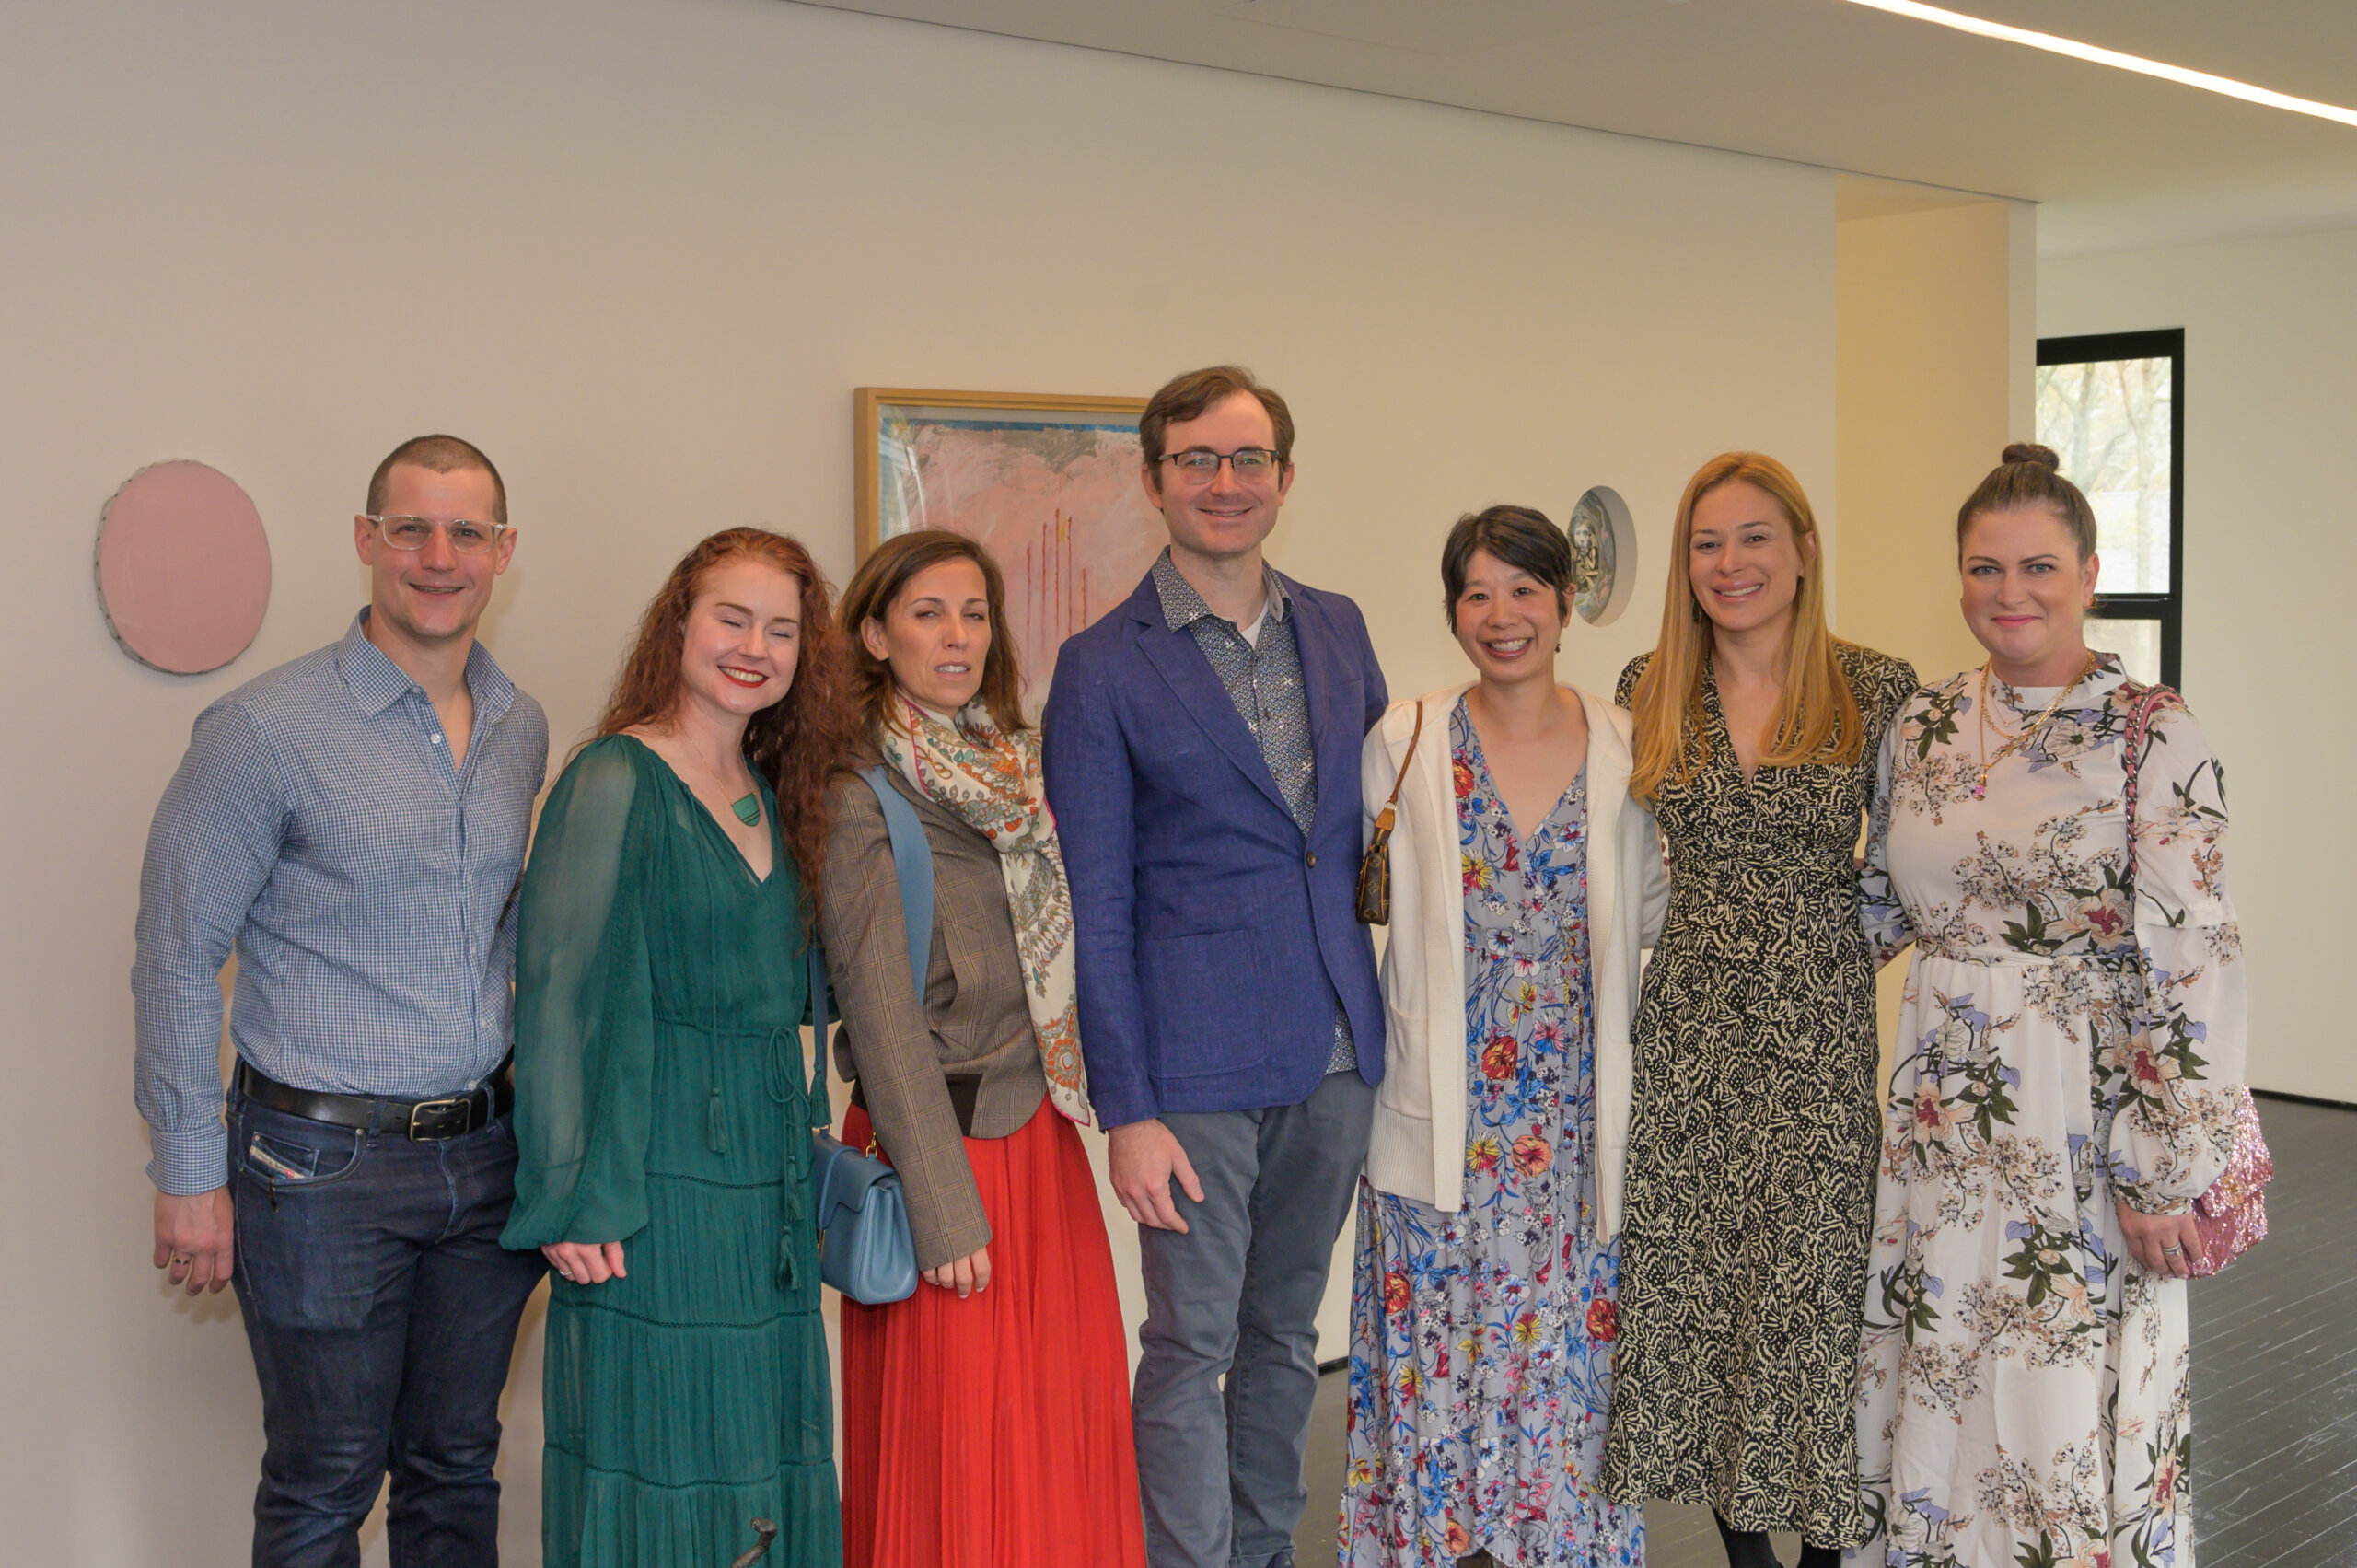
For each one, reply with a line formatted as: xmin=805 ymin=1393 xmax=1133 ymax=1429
xmin=1341 ymin=699 xmax=1643 ymax=1568
xmin=1856 ymin=657 xmax=2245 ymax=1568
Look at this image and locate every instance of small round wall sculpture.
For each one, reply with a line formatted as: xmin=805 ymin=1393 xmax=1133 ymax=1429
xmin=95 ymin=460 xmax=273 ymax=674
xmin=1566 ymin=485 xmax=1634 ymax=627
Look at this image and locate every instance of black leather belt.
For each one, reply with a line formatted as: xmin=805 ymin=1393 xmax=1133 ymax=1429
xmin=236 ymin=1059 xmax=514 ymax=1142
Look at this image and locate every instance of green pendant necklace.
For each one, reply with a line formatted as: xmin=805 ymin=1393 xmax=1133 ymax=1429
xmin=731 ymin=792 xmax=761 ymax=826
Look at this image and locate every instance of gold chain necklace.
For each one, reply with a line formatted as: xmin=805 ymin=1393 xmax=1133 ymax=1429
xmin=1973 ymin=650 xmax=2100 ymax=799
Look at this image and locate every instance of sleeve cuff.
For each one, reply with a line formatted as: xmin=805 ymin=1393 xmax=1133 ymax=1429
xmin=1095 ymin=1097 xmax=1162 ymax=1131
xmin=149 ymin=1123 xmax=230 ymax=1196
xmin=907 ymin=1185 xmax=993 ymax=1272
xmin=2115 ymin=1185 xmax=2197 ymax=1218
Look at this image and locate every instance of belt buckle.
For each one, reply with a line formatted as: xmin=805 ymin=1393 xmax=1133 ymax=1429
xmin=407 ymin=1096 xmax=473 ymax=1141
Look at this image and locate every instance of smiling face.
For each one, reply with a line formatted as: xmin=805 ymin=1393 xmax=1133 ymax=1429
xmin=1960 ymin=505 xmax=2102 ymax=684
xmin=861 ymin=557 xmax=992 ymax=715
xmin=1141 ymin=390 xmax=1295 ymax=570
xmin=353 ymin=461 xmax=514 ymax=655
xmin=675 ymin=558 xmax=803 ymax=726
xmin=1687 ymin=479 xmax=1814 ymax=639
xmin=1452 ymin=548 xmax=1568 ymax=688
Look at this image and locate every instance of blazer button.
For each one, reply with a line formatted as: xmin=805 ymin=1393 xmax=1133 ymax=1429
xmin=1306 ymin=851 xmax=1318 ymax=867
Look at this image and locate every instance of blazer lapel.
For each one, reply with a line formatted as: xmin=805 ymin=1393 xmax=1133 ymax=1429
xmin=1291 ymin=582 xmax=1344 ymax=773
xmin=1130 ymin=598 xmax=1293 ymax=820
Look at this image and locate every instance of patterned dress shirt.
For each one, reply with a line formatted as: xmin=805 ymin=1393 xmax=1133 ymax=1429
xmin=132 ymin=611 xmax=549 ymax=1193
xmin=1149 ymin=550 xmax=1356 ymax=1074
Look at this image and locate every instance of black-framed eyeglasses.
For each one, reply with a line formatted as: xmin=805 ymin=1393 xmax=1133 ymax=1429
xmin=365 ymin=515 xmax=512 ymax=555
xmin=1159 ymin=447 xmax=1283 ymax=482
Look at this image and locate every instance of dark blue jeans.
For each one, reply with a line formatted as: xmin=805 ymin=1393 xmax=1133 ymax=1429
xmin=227 ymin=1091 xmax=546 ymax=1568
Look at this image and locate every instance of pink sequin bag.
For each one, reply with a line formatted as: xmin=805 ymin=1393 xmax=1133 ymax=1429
xmin=2122 ymin=685 xmax=2271 ymax=1277
xmin=2188 ymin=1087 xmax=2271 ymax=1276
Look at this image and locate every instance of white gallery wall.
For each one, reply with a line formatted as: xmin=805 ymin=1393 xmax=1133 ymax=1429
xmin=2044 ymin=229 xmax=2357 ymax=1105
xmin=0 ymin=1 xmax=1839 ymax=1561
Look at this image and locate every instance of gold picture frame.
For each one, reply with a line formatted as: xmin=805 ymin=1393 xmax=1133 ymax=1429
xmin=853 ymin=387 xmax=1166 ymax=712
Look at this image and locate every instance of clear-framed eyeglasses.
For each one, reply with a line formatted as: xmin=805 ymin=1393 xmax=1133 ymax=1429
xmin=365 ymin=515 xmax=513 ymax=554
xmin=1158 ymin=447 xmax=1283 ymax=483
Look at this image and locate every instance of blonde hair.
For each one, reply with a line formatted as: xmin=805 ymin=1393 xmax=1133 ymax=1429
xmin=1627 ymin=452 xmax=1863 ymax=800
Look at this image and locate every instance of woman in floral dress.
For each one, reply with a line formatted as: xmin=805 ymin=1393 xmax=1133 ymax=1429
xmin=1343 ymin=507 xmax=1667 ymax=1568
xmin=1856 ymin=445 xmax=2245 ymax=1568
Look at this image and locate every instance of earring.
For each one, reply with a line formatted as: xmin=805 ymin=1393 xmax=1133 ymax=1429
xmin=1689 ymin=598 xmax=1705 ymax=624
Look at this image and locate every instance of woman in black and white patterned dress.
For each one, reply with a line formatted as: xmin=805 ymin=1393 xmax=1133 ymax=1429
xmin=1600 ymin=453 xmax=1914 ymax=1568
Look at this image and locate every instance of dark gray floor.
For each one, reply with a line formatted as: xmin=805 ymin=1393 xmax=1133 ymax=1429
xmin=1295 ymin=1093 xmax=2355 ymax=1567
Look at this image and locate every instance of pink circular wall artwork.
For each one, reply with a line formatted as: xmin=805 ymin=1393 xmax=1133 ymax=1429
xmin=95 ymin=460 xmax=273 ymax=674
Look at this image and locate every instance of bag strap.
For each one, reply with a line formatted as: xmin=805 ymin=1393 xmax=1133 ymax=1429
xmin=858 ymin=765 xmax=936 ymax=994
xmin=1371 ymin=702 xmax=1426 ymax=835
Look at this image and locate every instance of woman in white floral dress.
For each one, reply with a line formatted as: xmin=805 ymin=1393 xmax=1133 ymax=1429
xmin=1856 ymin=445 xmax=2246 ymax=1568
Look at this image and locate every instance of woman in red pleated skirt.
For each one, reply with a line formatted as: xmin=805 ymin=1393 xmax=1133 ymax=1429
xmin=820 ymin=531 xmax=1146 ymax=1568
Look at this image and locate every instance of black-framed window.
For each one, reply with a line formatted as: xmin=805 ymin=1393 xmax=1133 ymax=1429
xmin=2034 ymin=328 xmax=2184 ymax=689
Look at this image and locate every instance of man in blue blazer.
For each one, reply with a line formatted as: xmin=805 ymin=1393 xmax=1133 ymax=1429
xmin=1044 ymin=366 xmax=1387 ymax=1568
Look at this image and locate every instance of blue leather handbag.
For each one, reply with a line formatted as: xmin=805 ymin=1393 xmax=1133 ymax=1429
xmin=802 ymin=768 xmax=938 ymax=1306
xmin=810 ymin=1127 xmax=918 ymax=1305
xmin=807 ymin=942 xmax=917 ymax=1305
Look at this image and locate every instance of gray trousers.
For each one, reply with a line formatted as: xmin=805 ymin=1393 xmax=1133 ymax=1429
xmin=1135 ymin=1068 xmax=1376 ymax=1568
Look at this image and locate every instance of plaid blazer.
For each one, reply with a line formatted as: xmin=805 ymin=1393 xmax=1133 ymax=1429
xmin=817 ymin=765 xmax=1048 ymax=1270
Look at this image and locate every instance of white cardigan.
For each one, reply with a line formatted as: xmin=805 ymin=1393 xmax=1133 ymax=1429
xmin=1360 ymin=683 xmax=1668 ymax=1237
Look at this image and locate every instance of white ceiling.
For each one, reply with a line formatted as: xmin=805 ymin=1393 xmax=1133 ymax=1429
xmin=795 ymin=0 xmax=2357 ymax=253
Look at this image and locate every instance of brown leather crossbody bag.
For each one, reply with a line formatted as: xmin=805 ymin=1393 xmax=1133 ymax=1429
xmin=1355 ymin=701 xmax=1424 ymax=926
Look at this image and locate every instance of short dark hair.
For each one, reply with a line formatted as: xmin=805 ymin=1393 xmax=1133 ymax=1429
xmin=1138 ymin=366 xmax=1295 ymax=470
xmin=1441 ymin=505 xmax=1572 ymax=624
xmin=366 ymin=434 xmax=507 ymax=526
xmin=838 ymin=529 xmax=1027 ymax=741
xmin=1957 ymin=442 xmax=2097 ymax=562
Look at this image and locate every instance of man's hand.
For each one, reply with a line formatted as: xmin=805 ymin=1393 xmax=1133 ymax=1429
xmin=1108 ymin=1119 xmax=1204 ymax=1233
xmin=154 ymin=1188 xmax=236 ymax=1295
xmin=2116 ymin=1199 xmax=2205 ymax=1279
xmin=542 ymin=1241 xmax=627 ymax=1285
xmin=923 ymin=1247 xmax=992 ymax=1299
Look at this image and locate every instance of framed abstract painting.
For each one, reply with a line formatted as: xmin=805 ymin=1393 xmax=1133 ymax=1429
xmin=855 ymin=388 xmax=1167 ymax=713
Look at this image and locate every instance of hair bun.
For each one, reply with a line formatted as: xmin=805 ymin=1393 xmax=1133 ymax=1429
xmin=2002 ymin=441 xmax=2061 ymax=470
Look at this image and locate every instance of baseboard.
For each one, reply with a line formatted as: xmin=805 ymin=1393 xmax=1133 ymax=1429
xmin=2252 ymin=1087 xmax=2357 ymax=1112
xmin=1318 ymin=1357 xmax=1347 ymax=1375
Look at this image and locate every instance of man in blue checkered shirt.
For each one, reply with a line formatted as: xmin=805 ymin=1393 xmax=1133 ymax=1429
xmin=133 ymin=435 xmax=551 ymax=1568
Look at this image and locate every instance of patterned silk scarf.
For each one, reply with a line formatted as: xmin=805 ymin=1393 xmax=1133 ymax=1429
xmin=878 ymin=697 xmax=1092 ymax=1126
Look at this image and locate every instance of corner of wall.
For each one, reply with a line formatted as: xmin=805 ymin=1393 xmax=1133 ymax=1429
xmin=2007 ymin=199 xmax=2038 ymax=439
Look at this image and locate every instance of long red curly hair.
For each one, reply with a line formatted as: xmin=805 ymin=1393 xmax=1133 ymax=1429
xmin=594 ymin=528 xmax=853 ymax=912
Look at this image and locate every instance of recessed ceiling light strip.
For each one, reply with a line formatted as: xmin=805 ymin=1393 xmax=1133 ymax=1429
xmin=1839 ymin=0 xmax=2357 ymax=130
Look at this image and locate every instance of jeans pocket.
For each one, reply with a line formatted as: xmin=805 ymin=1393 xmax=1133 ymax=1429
xmin=233 ymin=1106 xmax=364 ymax=1189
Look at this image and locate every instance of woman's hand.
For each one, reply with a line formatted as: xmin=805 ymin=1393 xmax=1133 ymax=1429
xmin=542 ymin=1240 xmax=627 ymax=1285
xmin=923 ymin=1246 xmax=991 ymax=1299
xmin=2116 ymin=1199 xmax=2204 ymax=1279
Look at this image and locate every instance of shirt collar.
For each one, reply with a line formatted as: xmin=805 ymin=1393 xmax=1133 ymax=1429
xmin=337 ymin=609 xmax=517 ymax=726
xmin=1149 ymin=547 xmax=1293 ymax=634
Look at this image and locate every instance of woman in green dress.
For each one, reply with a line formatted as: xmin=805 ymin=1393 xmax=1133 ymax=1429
xmin=504 ymin=527 xmax=853 ymax=1568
